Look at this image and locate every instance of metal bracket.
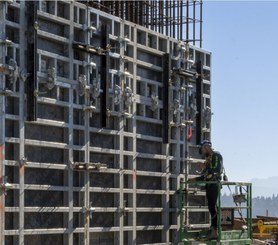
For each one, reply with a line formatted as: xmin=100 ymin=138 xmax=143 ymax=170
xmin=203 ymin=106 xmax=212 ymax=126
xmin=78 ymin=74 xmax=89 ymax=96
xmin=178 ymin=41 xmax=188 ymax=61
xmin=7 ymin=59 xmax=18 ymax=83
xmin=91 ymin=78 xmax=101 ymax=99
xmin=150 ymin=94 xmax=159 ymax=111
xmin=172 ymin=99 xmax=182 ymax=115
xmin=0 ymin=59 xmax=19 ymax=84
xmin=46 ymin=67 xmax=56 ymax=90
xmin=114 ymin=84 xmax=122 ymax=105
xmin=124 ymin=86 xmax=133 ymax=108
xmin=20 ymin=69 xmax=28 ymax=82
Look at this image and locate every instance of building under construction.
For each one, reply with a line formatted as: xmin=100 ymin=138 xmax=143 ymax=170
xmin=0 ymin=1 xmax=252 ymax=245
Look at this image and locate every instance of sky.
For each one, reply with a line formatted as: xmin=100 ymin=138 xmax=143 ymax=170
xmin=201 ymin=1 xmax=278 ymax=182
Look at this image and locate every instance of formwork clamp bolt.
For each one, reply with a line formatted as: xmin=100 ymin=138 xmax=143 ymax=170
xmin=19 ymin=157 xmax=27 ymax=167
xmin=34 ymin=89 xmax=39 ymax=97
xmin=83 ymin=24 xmax=97 ymax=38
xmin=34 ymin=21 xmax=39 ymax=31
xmin=117 ymin=69 xmax=131 ymax=77
xmin=82 ymin=60 xmax=96 ymax=74
xmin=82 ymin=203 xmax=95 ymax=219
xmin=0 ymin=176 xmax=12 ymax=195
xmin=118 ymin=36 xmax=130 ymax=51
xmin=97 ymin=47 xmax=103 ymax=55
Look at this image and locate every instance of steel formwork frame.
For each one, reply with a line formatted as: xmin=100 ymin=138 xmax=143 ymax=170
xmin=0 ymin=1 xmax=211 ymax=245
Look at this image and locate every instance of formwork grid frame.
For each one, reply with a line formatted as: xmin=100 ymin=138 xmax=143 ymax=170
xmin=0 ymin=1 xmax=212 ymax=244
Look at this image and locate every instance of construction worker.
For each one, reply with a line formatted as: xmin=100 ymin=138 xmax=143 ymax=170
xmin=188 ymin=140 xmax=223 ymax=240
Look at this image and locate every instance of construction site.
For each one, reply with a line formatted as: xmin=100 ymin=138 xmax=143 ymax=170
xmin=0 ymin=1 xmax=277 ymax=245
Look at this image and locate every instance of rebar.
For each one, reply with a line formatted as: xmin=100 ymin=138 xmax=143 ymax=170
xmin=83 ymin=0 xmax=203 ymax=47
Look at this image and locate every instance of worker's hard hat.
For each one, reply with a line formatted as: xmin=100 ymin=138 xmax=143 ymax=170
xmin=199 ymin=140 xmax=212 ymax=147
xmin=198 ymin=140 xmax=212 ymax=154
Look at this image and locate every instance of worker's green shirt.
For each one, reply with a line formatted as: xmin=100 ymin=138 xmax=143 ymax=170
xmin=196 ymin=151 xmax=223 ymax=181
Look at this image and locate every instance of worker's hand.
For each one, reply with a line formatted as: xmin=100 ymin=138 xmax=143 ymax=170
xmin=197 ymin=161 xmax=205 ymax=170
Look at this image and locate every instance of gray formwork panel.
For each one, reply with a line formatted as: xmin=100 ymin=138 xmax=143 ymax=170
xmin=0 ymin=1 xmax=211 ymax=245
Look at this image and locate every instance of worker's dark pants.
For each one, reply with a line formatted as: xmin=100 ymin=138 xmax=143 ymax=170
xmin=206 ymin=183 xmax=219 ymax=229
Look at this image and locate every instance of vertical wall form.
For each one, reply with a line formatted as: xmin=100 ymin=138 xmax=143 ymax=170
xmin=0 ymin=1 xmax=211 ymax=245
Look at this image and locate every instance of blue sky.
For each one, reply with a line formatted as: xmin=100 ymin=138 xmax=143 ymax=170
xmin=202 ymin=1 xmax=278 ymax=181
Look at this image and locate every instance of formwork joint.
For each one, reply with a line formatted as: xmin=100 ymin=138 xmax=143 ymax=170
xmin=0 ymin=176 xmax=12 ymax=195
xmin=18 ymin=157 xmax=27 ymax=167
xmin=82 ymin=203 xmax=95 ymax=219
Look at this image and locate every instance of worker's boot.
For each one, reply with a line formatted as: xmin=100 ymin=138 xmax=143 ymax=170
xmin=207 ymin=227 xmax=218 ymax=240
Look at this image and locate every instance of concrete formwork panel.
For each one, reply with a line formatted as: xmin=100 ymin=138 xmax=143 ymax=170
xmin=0 ymin=1 xmax=212 ymax=245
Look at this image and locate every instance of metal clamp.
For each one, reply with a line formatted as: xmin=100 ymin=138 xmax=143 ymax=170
xmin=172 ymin=99 xmax=182 ymax=115
xmin=78 ymin=74 xmax=89 ymax=96
xmin=82 ymin=202 xmax=96 ymax=219
xmin=91 ymin=78 xmax=101 ymax=99
xmin=46 ymin=67 xmax=56 ymax=90
xmin=0 ymin=176 xmax=12 ymax=195
xmin=0 ymin=59 xmax=19 ymax=84
xmin=124 ymin=86 xmax=133 ymax=108
xmin=19 ymin=157 xmax=27 ymax=167
xmin=114 ymin=84 xmax=122 ymax=105
xmin=20 ymin=69 xmax=28 ymax=82
xmin=150 ymin=94 xmax=159 ymax=111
